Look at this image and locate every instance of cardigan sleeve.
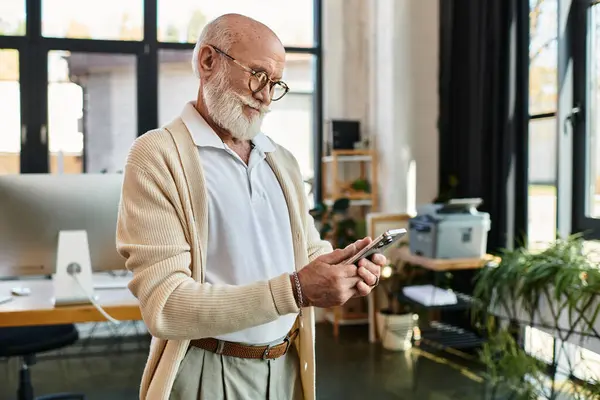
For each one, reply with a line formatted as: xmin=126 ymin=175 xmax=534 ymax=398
xmin=116 ymin=161 xmax=299 ymax=340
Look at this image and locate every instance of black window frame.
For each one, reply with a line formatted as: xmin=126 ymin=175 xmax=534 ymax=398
xmin=0 ymin=0 xmax=324 ymax=205
xmin=571 ymin=0 xmax=600 ymax=238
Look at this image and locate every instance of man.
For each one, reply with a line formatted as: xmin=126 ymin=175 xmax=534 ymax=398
xmin=116 ymin=13 xmax=386 ymax=400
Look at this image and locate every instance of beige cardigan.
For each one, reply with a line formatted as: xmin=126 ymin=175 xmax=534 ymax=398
xmin=116 ymin=117 xmax=332 ymax=400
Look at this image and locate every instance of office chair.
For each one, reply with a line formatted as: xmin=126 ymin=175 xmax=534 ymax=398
xmin=0 ymin=324 xmax=86 ymax=400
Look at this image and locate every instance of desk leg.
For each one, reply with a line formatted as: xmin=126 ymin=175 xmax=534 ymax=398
xmin=368 ymin=292 xmax=376 ymax=343
xmin=429 ymin=271 xmax=442 ymax=323
xmin=18 ymin=360 xmax=34 ymax=400
xmin=333 ymin=307 xmax=340 ymax=339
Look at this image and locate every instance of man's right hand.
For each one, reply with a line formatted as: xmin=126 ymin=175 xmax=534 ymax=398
xmin=294 ymin=238 xmax=372 ymax=309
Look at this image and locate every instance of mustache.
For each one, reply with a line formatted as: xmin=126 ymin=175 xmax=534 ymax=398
xmin=237 ymin=95 xmax=271 ymax=115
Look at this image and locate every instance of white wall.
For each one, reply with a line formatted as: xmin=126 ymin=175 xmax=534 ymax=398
xmin=318 ymin=0 xmax=439 ymax=324
xmin=323 ymin=0 xmax=439 ymax=214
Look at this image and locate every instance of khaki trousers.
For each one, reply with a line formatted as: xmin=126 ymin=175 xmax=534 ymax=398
xmin=169 ymin=341 xmax=304 ymax=400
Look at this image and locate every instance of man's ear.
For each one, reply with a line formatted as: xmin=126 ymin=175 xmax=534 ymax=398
xmin=198 ymin=46 xmax=215 ymax=77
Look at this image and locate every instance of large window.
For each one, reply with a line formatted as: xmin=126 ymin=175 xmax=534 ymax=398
xmin=42 ymin=0 xmax=144 ymax=40
xmin=158 ymin=49 xmax=197 ymax=126
xmin=525 ymin=0 xmax=600 ymax=386
xmin=527 ymin=0 xmax=558 ymax=250
xmin=525 ymin=0 xmax=559 ymax=378
xmin=573 ymin=0 xmax=600 ymax=237
xmin=0 ymin=1 xmax=26 ymax=36
xmin=0 ymin=49 xmax=20 ymax=174
xmin=48 ymin=51 xmax=138 ymax=174
xmin=157 ymin=0 xmax=314 ymax=47
xmin=587 ymin=6 xmax=600 ymax=219
xmin=261 ymin=54 xmax=315 ymax=182
xmin=0 ymin=0 xmax=322 ymax=202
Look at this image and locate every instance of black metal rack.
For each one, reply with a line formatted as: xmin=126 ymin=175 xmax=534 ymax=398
xmin=399 ymin=289 xmax=486 ymax=350
xmin=398 ymin=289 xmax=486 ymax=352
xmin=397 ymin=291 xmax=473 ymax=313
xmin=392 ymin=247 xmax=493 ymax=352
xmin=390 ymin=247 xmax=496 ymax=394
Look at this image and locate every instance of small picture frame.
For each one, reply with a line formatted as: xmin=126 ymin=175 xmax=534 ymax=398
xmin=366 ymin=212 xmax=412 ymax=248
xmin=365 ymin=212 xmax=414 ymax=343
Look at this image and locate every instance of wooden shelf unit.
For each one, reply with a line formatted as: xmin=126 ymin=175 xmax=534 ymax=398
xmin=321 ymin=149 xmax=379 ymax=338
xmin=321 ymin=149 xmax=378 ymax=208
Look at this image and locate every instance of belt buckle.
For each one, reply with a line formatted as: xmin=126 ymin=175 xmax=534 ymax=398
xmin=262 ymin=344 xmax=273 ymax=360
xmin=282 ymin=336 xmax=291 ymax=356
xmin=282 ymin=328 xmax=298 ymax=356
xmin=215 ymin=339 xmax=225 ymax=355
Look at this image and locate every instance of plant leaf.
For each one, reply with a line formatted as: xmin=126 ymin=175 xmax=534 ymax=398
xmin=319 ymin=223 xmax=332 ymax=238
xmin=332 ymin=198 xmax=350 ymax=213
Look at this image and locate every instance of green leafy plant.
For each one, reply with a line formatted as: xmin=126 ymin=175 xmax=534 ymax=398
xmin=350 ymin=178 xmax=371 ymax=193
xmin=472 ymin=235 xmax=600 ymax=399
xmin=309 ymin=198 xmax=366 ymax=249
xmin=479 ymin=329 xmax=547 ymax=400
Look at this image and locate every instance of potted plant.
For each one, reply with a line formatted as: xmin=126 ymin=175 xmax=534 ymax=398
xmin=309 ymin=198 xmax=365 ymax=248
xmin=471 ymin=235 xmax=600 ymax=399
xmin=374 ymin=253 xmax=424 ymax=351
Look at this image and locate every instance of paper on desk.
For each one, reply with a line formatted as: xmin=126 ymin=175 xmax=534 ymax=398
xmin=402 ymin=284 xmax=458 ymax=306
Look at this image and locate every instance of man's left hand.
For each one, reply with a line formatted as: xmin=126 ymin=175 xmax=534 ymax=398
xmin=355 ymin=254 xmax=387 ymax=296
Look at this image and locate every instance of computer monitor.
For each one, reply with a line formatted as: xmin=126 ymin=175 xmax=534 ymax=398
xmin=0 ymin=174 xmax=126 ymax=277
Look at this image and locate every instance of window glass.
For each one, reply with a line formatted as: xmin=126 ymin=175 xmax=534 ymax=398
xmin=42 ymin=0 xmax=143 ymax=40
xmin=48 ymin=51 xmax=137 ymax=174
xmin=586 ymin=4 xmax=600 ymax=218
xmin=529 ymin=0 xmax=558 ymax=115
xmin=527 ymin=117 xmax=557 ymax=250
xmin=262 ymin=54 xmax=314 ymax=178
xmin=0 ymin=49 xmax=20 ymax=174
xmin=158 ymin=49 xmax=197 ymax=126
xmin=0 ymin=1 xmax=26 ymax=36
xmin=527 ymin=0 xmax=559 ymax=250
xmin=158 ymin=0 xmax=314 ymax=47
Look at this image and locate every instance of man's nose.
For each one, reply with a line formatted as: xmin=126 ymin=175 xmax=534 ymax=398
xmin=254 ymin=84 xmax=272 ymax=106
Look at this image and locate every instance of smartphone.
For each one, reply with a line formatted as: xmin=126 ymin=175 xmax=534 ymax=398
xmin=345 ymin=228 xmax=407 ymax=264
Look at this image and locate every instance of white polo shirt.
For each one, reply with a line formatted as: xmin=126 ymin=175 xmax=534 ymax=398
xmin=180 ymin=102 xmax=298 ymax=344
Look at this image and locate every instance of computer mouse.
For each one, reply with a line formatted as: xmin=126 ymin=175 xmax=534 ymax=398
xmin=11 ymin=287 xmax=31 ymax=296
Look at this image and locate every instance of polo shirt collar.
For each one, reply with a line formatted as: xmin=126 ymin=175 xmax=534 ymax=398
xmin=180 ymin=101 xmax=275 ymax=153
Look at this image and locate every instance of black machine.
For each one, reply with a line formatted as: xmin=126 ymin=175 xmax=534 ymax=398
xmin=329 ymin=120 xmax=360 ymax=150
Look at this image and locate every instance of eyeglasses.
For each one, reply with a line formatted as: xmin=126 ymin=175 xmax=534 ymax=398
xmin=210 ymin=45 xmax=289 ymax=101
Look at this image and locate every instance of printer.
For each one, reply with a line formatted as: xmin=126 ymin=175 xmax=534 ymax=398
xmin=409 ymin=198 xmax=491 ymax=259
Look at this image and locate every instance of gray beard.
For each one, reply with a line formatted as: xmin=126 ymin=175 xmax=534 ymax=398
xmin=202 ymin=68 xmax=266 ymax=141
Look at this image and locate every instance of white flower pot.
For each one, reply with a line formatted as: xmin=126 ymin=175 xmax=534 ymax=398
xmin=376 ymin=311 xmax=417 ymax=351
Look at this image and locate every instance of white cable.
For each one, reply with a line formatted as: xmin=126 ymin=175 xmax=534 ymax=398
xmin=71 ymin=273 xmax=121 ymax=325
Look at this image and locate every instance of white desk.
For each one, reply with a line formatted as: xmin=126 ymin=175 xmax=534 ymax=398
xmin=0 ymin=274 xmax=141 ymax=327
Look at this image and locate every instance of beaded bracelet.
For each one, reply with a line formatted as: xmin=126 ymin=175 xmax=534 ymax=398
xmin=292 ymin=271 xmax=304 ymax=317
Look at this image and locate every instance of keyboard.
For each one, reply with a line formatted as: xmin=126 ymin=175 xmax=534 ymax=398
xmin=93 ymin=282 xmax=129 ymax=290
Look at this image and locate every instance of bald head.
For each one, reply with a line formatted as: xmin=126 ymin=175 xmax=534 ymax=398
xmin=191 ymin=13 xmax=284 ymax=78
xmin=192 ymin=14 xmax=287 ymax=142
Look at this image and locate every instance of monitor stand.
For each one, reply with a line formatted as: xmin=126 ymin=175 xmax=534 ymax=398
xmin=52 ymin=230 xmax=96 ymax=306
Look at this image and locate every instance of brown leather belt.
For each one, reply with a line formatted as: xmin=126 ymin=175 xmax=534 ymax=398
xmin=189 ymin=329 xmax=299 ymax=360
